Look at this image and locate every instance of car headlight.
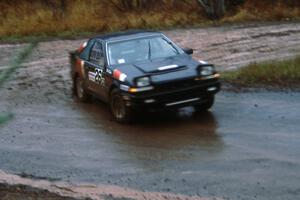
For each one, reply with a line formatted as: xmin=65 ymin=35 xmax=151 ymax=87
xmin=200 ymin=65 xmax=215 ymax=76
xmin=136 ymin=77 xmax=151 ymax=87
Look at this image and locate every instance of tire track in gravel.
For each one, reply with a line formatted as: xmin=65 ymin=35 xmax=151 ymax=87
xmin=167 ymin=22 xmax=300 ymax=70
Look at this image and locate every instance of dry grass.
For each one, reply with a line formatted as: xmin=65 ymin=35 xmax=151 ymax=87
xmin=0 ymin=0 xmax=299 ymax=39
xmin=0 ymin=0 xmax=203 ymax=38
xmin=222 ymin=56 xmax=300 ymax=88
xmin=1 ymin=1 xmax=110 ymax=36
xmin=222 ymin=0 xmax=300 ymax=23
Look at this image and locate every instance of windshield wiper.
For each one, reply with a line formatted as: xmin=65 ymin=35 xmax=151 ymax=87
xmin=148 ymin=40 xmax=151 ymax=60
xmin=163 ymin=38 xmax=179 ymax=54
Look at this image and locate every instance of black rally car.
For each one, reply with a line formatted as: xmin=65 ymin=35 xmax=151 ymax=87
xmin=70 ymin=30 xmax=220 ymax=122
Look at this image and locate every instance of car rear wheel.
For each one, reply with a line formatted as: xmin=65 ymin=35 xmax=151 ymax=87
xmin=75 ymin=76 xmax=91 ymax=102
xmin=110 ymin=89 xmax=133 ymax=123
xmin=194 ymin=96 xmax=215 ymax=112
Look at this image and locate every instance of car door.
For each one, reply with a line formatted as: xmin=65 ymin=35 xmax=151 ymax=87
xmin=85 ymin=41 xmax=106 ymax=99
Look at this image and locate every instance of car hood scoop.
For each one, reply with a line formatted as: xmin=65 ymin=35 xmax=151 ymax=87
xmin=133 ymin=57 xmax=187 ymax=73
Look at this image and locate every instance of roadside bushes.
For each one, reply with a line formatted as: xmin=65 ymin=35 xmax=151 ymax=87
xmin=223 ymin=0 xmax=300 ymax=22
xmin=0 ymin=0 xmax=204 ymax=37
xmin=0 ymin=0 xmax=299 ymax=38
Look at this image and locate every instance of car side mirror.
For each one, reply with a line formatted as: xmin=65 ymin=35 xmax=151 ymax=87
xmin=183 ymin=48 xmax=193 ymax=55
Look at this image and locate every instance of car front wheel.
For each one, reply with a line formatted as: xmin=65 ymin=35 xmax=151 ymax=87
xmin=194 ymin=96 xmax=215 ymax=112
xmin=110 ymin=89 xmax=133 ymax=123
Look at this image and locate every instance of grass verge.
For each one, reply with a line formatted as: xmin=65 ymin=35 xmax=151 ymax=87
xmin=222 ymin=56 xmax=300 ymax=89
xmin=0 ymin=42 xmax=38 ymax=125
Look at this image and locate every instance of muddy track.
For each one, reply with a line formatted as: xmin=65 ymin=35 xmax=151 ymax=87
xmin=0 ymin=22 xmax=300 ymax=105
xmin=0 ymin=22 xmax=300 ymax=200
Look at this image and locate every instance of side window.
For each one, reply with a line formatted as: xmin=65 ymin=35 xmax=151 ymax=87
xmin=89 ymin=42 xmax=104 ymax=66
xmin=80 ymin=39 xmax=94 ymax=60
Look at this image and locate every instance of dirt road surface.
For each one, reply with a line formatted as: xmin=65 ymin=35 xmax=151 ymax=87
xmin=0 ymin=22 xmax=300 ymax=200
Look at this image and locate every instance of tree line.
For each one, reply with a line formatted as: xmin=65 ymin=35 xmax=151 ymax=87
xmin=1 ymin=0 xmax=298 ymax=20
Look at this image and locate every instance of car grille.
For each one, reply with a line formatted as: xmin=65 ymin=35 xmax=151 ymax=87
xmin=154 ymin=78 xmax=196 ymax=93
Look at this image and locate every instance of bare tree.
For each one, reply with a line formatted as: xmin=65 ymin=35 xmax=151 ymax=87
xmin=106 ymin=0 xmax=163 ymax=11
xmin=44 ymin=0 xmax=67 ymax=19
xmin=196 ymin=0 xmax=225 ymax=19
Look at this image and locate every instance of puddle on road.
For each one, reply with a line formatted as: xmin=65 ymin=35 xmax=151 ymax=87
xmin=2 ymin=92 xmax=300 ymax=200
xmin=75 ymin=100 xmax=224 ymax=164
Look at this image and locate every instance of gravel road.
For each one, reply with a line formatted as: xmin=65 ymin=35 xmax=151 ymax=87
xmin=0 ymin=22 xmax=300 ymax=200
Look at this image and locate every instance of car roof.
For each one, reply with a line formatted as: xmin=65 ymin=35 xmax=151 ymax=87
xmin=93 ymin=30 xmax=163 ymax=42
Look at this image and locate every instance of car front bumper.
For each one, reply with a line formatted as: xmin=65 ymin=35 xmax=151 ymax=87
xmin=121 ymin=80 xmax=221 ymax=111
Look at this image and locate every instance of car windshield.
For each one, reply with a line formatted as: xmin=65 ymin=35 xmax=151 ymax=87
xmin=107 ymin=36 xmax=180 ymax=65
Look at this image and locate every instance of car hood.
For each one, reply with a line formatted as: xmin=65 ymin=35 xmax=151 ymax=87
xmin=110 ymin=54 xmax=200 ymax=85
xmin=132 ymin=55 xmax=193 ymax=73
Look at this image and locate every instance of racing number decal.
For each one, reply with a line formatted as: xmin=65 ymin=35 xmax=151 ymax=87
xmin=95 ymin=68 xmax=105 ymax=86
xmin=88 ymin=68 xmax=105 ymax=86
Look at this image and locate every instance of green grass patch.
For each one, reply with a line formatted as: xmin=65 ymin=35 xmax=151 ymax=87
xmin=0 ymin=42 xmax=38 ymax=125
xmin=0 ymin=113 xmax=13 ymax=125
xmin=0 ymin=31 xmax=96 ymax=44
xmin=0 ymin=42 xmax=38 ymax=88
xmin=222 ymin=56 xmax=300 ymax=89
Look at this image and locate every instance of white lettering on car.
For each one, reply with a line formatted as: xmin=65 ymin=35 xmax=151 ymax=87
xmin=89 ymin=68 xmax=105 ymax=86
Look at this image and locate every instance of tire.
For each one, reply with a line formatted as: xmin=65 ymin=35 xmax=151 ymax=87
xmin=75 ymin=76 xmax=91 ymax=102
xmin=110 ymin=89 xmax=133 ymax=123
xmin=194 ymin=96 xmax=215 ymax=112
